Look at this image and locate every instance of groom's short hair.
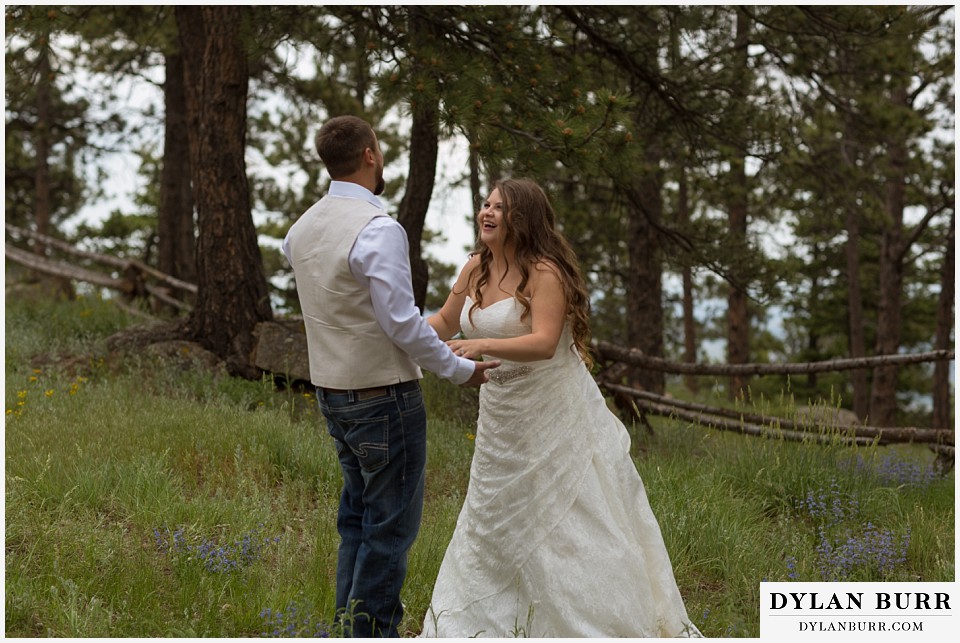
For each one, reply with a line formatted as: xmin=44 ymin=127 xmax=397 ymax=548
xmin=316 ymin=116 xmax=377 ymax=179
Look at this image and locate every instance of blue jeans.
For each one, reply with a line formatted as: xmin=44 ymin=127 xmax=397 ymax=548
xmin=316 ymin=380 xmax=427 ymax=638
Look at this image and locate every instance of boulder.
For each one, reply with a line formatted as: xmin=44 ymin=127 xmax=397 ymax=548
xmin=794 ymin=404 xmax=861 ymax=428
xmin=145 ymin=339 xmax=226 ymax=375
xmin=253 ymin=320 xmax=311 ymax=383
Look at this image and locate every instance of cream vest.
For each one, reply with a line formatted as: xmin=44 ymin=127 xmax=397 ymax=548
xmin=287 ymin=195 xmax=422 ymax=389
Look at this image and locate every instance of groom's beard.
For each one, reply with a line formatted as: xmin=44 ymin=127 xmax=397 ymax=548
xmin=374 ymin=167 xmax=385 ymax=195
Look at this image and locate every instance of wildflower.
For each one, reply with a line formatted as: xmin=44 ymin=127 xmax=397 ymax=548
xmin=45 ymin=389 xmax=55 ymax=397
xmin=815 ymin=523 xmax=910 ymax=581
xmin=795 ymin=480 xmax=857 ymax=529
xmin=785 ymin=555 xmax=799 ymax=580
xmin=18 ymin=390 xmax=27 ymax=399
xmin=260 ymin=598 xmax=331 ymax=637
xmin=465 ymin=433 xmax=476 ymax=441
xmin=841 ymin=454 xmax=936 ymax=487
xmin=154 ymin=524 xmax=279 ymax=575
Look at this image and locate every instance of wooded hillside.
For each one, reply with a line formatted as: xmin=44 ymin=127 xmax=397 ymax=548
xmin=5 ymin=5 xmax=954 ymax=428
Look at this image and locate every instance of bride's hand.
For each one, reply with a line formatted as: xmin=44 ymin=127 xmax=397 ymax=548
xmin=447 ymin=339 xmax=485 ymax=360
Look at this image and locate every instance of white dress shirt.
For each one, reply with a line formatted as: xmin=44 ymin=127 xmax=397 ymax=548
xmin=283 ymin=181 xmax=474 ymax=385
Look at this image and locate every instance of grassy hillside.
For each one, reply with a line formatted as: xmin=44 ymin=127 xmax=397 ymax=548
xmin=4 ymin=291 xmax=954 ymax=637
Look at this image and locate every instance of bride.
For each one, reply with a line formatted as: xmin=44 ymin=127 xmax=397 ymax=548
xmin=420 ymin=178 xmax=701 ymax=637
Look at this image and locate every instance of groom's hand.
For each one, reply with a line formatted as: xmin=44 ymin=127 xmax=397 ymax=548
xmin=462 ymin=359 xmax=502 ymax=387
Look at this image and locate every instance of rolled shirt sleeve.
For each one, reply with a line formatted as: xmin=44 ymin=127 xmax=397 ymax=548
xmin=349 ymin=217 xmax=475 ymax=385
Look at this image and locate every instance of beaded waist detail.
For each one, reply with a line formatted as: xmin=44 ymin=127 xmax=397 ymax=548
xmin=486 ymin=365 xmax=533 ymax=385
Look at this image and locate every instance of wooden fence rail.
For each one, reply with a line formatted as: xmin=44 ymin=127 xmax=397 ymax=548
xmin=594 ymin=340 xmax=954 ymax=376
xmin=595 ymin=342 xmax=954 ymax=461
xmin=6 ymin=224 xmax=196 ymax=312
xmin=599 ymin=382 xmax=954 ymax=447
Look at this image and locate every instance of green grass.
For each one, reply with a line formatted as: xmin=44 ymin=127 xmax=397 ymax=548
xmin=4 ymin=290 xmax=955 ymax=637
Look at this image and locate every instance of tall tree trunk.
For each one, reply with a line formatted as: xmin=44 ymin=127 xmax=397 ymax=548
xmin=679 ymin=164 xmax=698 ymax=394
xmin=396 ymin=9 xmax=441 ymax=312
xmin=843 ymin=168 xmax=870 ymax=420
xmin=869 ymin=83 xmax=909 ymax=427
xmin=806 ymin=243 xmax=823 ymax=390
xmin=932 ymin=211 xmax=954 ymax=429
xmin=31 ymin=30 xmax=72 ymax=297
xmin=624 ymin=143 xmax=665 ymax=395
xmin=839 ymin=51 xmax=870 ymax=421
xmin=157 ymin=50 xmax=196 ymax=291
xmin=176 ymin=6 xmax=273 ymax=377
xmin=33 ymin=37 xmax=52 ymax=254
xmin=668 ymin=14 xmax=697 ymax=394
xmin=726 ymin=9 xmax=751 ymax=399
xmin=396 ymin=98 xmax=440 ymax=312
xmin=468 ymin=130 xmax=482 ymax=240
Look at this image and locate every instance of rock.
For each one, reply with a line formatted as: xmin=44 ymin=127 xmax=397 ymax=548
xmin=145 ymin=340 xmax=226 ymax=375
xmin=794 ymin=404 xmax=861 ymax=428
xmin=253 ymin=320 xmax=311 ymax=383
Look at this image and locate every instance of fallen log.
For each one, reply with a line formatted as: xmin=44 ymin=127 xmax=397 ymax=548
xmin=595 ymin=340 xmax=954 ymax=376
xmin=599 ymin=382 xmax=955 ymax=446
xmin=627 ymin=396 xmax=875 ymax=447
xmin=6 ymin=223 xmax=197 ymax=296
xmin=5 ymin=244 xmax=129 ymax=292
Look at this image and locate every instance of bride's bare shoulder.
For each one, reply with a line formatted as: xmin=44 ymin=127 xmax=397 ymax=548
xmin=453 ymin=253 xmax=483 ymax=294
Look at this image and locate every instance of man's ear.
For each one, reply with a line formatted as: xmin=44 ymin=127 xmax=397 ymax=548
xmin=362 ymin=147 xmax=377 ymax=166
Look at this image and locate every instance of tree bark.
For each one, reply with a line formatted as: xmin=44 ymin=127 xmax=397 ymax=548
xmin=157 ymin=50 xmax=196 ymax=292
xmin=726 ymin=8 xmax=751 ymax=399
xmin=623 ymin=146 xmax=665 ymax=395
xmin=843 ymin=191 xmax=869 ymax=418
xmin=33 ymin=36 xmax=52 ymax=254
xmin=468 ymin=129 xmax=482 ymax=240
xmin=679 ymin=165 xmax=698 ymax=394
xmin=841 ymin=109 xmax=870 ymax=420
xmin=933 ymin=211 xmax=955 ymax=429
xmin=176 ymin=6 xmax=273 ymax=377
xmin=396 ymin=9 xmax=441 ymax=312
xmin=869 ymin=82 xmax=909 ymax=426
xmin=396 ymin=99 xmax=440 ymax=312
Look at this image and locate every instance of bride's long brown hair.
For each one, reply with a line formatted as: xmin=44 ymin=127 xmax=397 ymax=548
xmin=466 ymin=178 xmax=593 ymax=367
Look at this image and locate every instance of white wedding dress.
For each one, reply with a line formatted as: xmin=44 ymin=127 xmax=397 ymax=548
xmin=420 ymin=297 xmax=701 ymax=638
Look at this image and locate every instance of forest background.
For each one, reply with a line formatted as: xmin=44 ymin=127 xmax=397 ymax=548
xmin=4 ymin=4 xmax=955 ymax=429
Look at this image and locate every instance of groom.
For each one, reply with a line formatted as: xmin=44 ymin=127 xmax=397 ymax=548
xmin=283 ymin=115 xmax=499 ymax=637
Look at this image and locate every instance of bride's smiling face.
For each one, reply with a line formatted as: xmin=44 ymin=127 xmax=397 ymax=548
xmin=478 ymin=188 xmax=506 ymax=248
